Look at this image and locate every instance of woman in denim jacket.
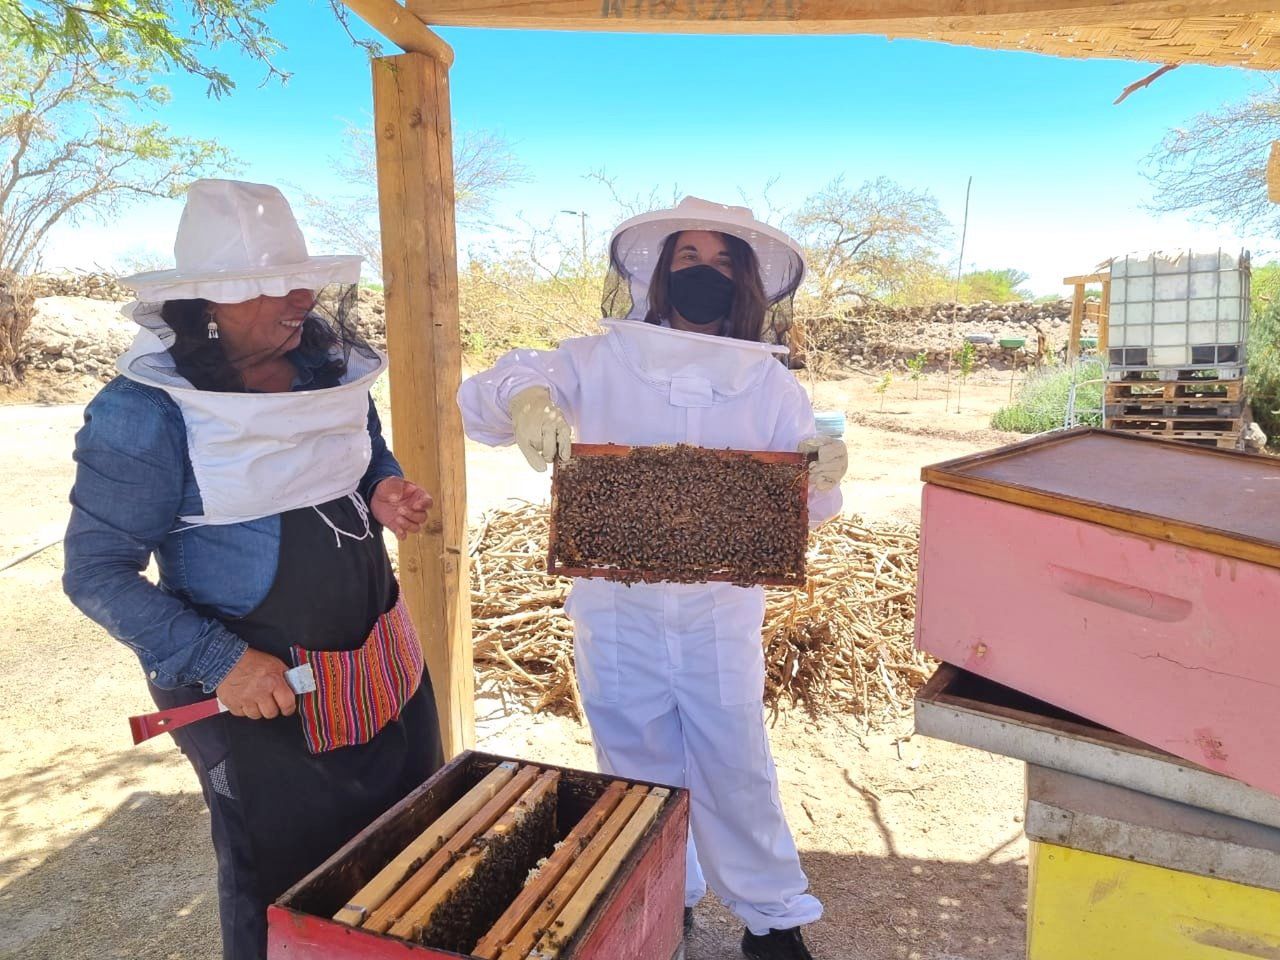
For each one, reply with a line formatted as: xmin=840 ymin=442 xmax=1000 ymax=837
xmin=63 ymin=179 xmax=443 ymax=960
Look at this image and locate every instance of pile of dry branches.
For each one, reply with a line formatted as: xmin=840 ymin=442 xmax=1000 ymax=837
xmin=470 ymin=503 xmax=930 ymax=727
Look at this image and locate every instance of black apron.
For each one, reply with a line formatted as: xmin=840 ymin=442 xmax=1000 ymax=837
xmin=150 ymin=496 xmax=444 ymax=960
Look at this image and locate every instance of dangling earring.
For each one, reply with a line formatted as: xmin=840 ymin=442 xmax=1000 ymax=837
xmin=206 ymin=310 xmax=219 ymax=340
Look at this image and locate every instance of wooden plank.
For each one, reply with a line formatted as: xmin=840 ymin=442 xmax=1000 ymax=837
xmin=342 ymin=0 xmax=455 ymax=63
xmin=526 ymin=788 xmax=670 ymax=959
xmin=403 ymin=0 xmax=1280 ymax=33
xmin=1097 ymin=279 xmax=1110 ymax=355
xmin=1027 ymin=843 xmax=1280 ymax=959
xmin=472 ymin=780 xmax=629 ymax=959
xmin=564 ymin=787 xmax=687 ymax=960
xmin=919 ymin=428 xmax=1280 ymax=571
xmin=364 ymin=764 xmax=540 ymax=934
xmin=1024 ymin=765 xmax=1280 ymax=892
xmin=914 ymin=666 xmax=1280 ymax=829
xmin=497 ymin=785 xmax=651 ymax=960
xmin=333 ymin=761 xmax=518 ymax=926
xmin=1061 ymin=272 xmax=1109 ymax=286
xmin=373 ymin=51 xmax=474 ymax=759
xmin=389 ymin=769 xmax=562 ymax=941
xmin=1066 ymin=283 xmax=1085 ymax=363
xmin=1105 ymin=380 xmax=1244 ymax=402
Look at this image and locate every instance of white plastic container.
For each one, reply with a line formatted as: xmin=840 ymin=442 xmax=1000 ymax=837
xmin=1107 ymin=251 xmax=1250 ymax=370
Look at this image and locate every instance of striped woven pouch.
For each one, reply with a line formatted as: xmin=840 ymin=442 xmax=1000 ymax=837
xmin=291 ymin=595 xmax=424 ymax=754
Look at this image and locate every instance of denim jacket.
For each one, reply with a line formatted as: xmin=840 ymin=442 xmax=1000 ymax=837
xmin=62 ymin=371 xmax=403 ymax=694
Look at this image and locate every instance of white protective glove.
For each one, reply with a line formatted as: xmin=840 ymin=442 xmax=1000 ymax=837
xmin=798 ymin=436 xmax=848 ymax=493
xmin=508 ymin=386 xmax=573 ymax=473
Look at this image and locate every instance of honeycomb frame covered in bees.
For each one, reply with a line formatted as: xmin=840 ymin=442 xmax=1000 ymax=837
xmin=548 ymin=444 xmax=810 ymax=587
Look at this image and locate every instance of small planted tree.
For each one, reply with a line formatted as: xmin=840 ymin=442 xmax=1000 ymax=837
xmin=907 ymin=351 xmax=927 ymax=399
xmin=956 ymin=341 xmax=977 ymax=412
xmin=875 ymin=371 xmax=893 ymax=412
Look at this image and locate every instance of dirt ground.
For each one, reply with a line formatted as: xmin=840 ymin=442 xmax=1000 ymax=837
xmin=0 ymin=371 xmax=1029 ymax=960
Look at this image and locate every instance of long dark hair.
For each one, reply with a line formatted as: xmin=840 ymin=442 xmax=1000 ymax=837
xmin=160 ymin=298 xmax=345 ymax=391
xmin=643 ymin=231 xmax=767 ymax=342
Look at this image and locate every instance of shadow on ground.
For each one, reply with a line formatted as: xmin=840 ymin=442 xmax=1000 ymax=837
xmin=690 ymin=850 xmax=1026 ymax=960
xmin=2 ymin=795 xmax=1026 ymax=960
xmin=0 ymin=790 xmax=219 ymax=960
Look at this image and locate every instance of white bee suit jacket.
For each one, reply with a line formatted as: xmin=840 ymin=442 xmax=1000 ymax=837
xmin=458 ymin=320 xmax=839 ymax=934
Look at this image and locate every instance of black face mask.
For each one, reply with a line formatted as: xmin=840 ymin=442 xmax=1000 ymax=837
xmin=668 ymin=264 xmax=734 ymax=327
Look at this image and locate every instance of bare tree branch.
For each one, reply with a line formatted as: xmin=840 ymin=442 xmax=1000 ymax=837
xmin=1145 ymin=81 xmax=1280 ymax=233
xmin=298 ymin=121 xmax=526 ymax=279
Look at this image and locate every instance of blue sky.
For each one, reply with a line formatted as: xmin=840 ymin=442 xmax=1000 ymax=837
xmin=42 ymin=2 xmax=1272 ymax=295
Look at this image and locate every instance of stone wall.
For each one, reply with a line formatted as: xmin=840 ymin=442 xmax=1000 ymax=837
xmin=815 ymin=298 xmax=1098 ymax=372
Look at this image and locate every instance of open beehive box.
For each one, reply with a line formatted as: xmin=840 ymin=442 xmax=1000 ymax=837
xmin=268 ymin=751 xmax=688 ymax=960
xmin=549 ymin=443 xmax=810 ymax=587
xmin=915 ymin=427 xmax=1280 ymax=798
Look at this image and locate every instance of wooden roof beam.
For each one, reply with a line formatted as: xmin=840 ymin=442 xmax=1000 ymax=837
xmin=403 ymin=0 xmax=1280 ymax=34
xmin=345 ymin=0 xmax=454 ymax=65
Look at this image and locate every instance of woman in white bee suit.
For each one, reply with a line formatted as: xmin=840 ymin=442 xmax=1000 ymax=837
xmin=458 ymin=198 xmax=847 ymax=960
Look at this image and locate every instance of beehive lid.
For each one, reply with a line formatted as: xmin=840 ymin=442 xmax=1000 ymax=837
xmin=921 ymin=428 xmax=1280 ymax=570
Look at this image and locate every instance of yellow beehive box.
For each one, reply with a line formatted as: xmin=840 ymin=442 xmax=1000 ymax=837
xmin=1027 ymin=842 xmax=1280 ymax=960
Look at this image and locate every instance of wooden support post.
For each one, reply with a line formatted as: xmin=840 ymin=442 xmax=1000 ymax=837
xmin=343 ymin=0 xmax=455 ymax=64
xmin=1067 ymin=282 xmax=1085 ymax=363
xmin=1098 ymin=279 xmax=1111 ymax=356
xmin=373 ymin=52 xmax=474 ymax=760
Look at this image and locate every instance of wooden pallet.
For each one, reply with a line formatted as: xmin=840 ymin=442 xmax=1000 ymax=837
xmin=1104 ymin=401 xmax=1244 ymax=419
xmin=1104 ymin=380 xmax=1244 ymax=402
xmin=1104 ymin=428 xmax=1242 ymax=449
xmin=1105 ymin=414 xmax=1242 ymax=434
xmin=1106 ymin=366 xmax=1244 ymax=383
xmin=1162 ymin=435 xmax=1244 ymax=450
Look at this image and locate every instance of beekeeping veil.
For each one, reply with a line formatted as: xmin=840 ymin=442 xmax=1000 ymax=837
xmin=601 ymin=196 xmax=805 ymax=346
xmin=115 ymin=178 xmax=385 ymax=527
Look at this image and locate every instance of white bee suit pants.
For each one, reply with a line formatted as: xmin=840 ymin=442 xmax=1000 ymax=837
xmin=566 ymin=577 xmax=822 ymax=935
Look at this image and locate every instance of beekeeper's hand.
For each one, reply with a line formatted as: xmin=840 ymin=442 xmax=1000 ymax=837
xmin=509 ymin=386 xmax=572 ymax=472
xmin=217 ymin=648 xmax=296 ymax=720
xmin=370 ymin=477 xmax=433 ymax=541
xmin=799 ymin=436 xmax=848 ymax=493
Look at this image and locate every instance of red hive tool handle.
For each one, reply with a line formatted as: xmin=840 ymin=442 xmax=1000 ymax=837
xmin=129 ymin=698 xmax=224 ymax=745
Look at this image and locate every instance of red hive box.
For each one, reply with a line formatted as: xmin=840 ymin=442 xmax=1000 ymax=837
xmin=267 ymin=750 xmax=688 ymax=960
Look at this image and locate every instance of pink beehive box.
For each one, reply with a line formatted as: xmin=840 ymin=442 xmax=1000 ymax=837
xmin=915 ymin=428 xmax=1280 ymax=798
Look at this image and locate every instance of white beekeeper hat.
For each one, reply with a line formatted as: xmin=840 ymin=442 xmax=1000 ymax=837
xmin=120 ymin=179 xmax=362 ymax=303
xmin=606 ymin=196 xmax=805 ymax=321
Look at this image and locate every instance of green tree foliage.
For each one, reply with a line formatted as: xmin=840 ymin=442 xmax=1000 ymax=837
xmin=790 ymin=175 xmax=950 ymax=313
xmin=1250 ymin=261 xmax=1280 ymax=320
xmin=0 ymin=49 xmax=232 ymax=275
xmin=957 ymin=268 xmax=1032 ymax=303
xmin=1249 ymin=295 xmax=1280 ymax=445
xmin=992 ymin=360 xmax=1105 ymax=433
xmin=0 ymin=0 xmax=285 ymax=97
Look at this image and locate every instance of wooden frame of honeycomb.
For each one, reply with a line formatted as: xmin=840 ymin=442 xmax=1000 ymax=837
xmin=548 ymin=444 xmax=810 ymax=587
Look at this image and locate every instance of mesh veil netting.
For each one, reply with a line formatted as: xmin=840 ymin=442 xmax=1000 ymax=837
xmin=600 ymin=231 xmax=803 ymax=348
xmin=122 ymin=283 xmax=381 ymax=392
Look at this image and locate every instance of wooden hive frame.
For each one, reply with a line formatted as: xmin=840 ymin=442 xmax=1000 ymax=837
xmin=548 ymin=443 xmax=811 ymax=587
xmin=269 ymin=751 xmax=689 ymax=960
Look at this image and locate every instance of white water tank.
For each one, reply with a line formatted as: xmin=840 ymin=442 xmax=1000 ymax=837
xmin=1107 ymin=250 xmax=1250 ymax=370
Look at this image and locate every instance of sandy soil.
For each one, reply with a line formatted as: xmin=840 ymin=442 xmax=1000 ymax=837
xmin=0 ymin=372 xmax=1028 ymax=960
